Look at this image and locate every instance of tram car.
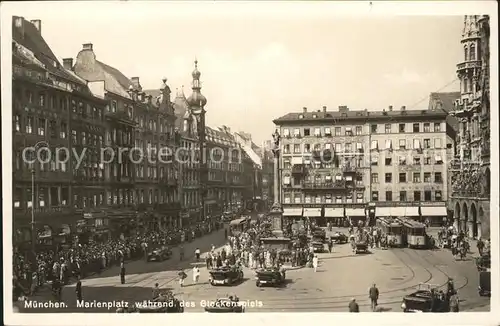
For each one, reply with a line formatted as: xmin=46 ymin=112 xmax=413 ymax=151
xmin=376 ymin=218 xmax=404 ymax=247
xmin=398 ymin=218 xmax=427 ymax=249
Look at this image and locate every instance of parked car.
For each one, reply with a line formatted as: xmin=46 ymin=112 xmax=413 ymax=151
xmin=147 ymin=247 xmax=172 ymax=262
xmin=204 ymin=297 xmax=245 ymax=313
xmin=209 ymin=266 xmax=244 ymax=286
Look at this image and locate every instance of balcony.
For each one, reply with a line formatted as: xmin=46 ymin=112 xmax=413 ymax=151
xmin=291 ymin=164 xmax=306 ymax=175
xmin=457 ymin=60 xmax=481 ymax=71
xmin=312 ymin=149 xmax=333 ymax=162
xmin=303 ymin=180 xmax=347 ymax=190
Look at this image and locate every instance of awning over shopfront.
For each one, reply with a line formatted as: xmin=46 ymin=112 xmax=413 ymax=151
xmin=405 ymin=207 xmax=420 ymax=217
xmin=376 ymin=207 xmax=392 ymax=217
xmin=304 ymin=208 xmax=322 ymax=217
xmin=283 ymin=207 xmax=303 ymax=217
xmin=324 ymin=208 xmax=344 ymax=218
xmin=391 ymin=207 xmax=406 ymax=217
xmin=345 ymin=208 xmax=365 ymax=217
xmin=421 ymin=206 xmax=447 ymax=217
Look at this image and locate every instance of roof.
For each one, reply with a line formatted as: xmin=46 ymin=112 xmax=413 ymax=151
xmin=428 ymin=92 xmax=461 ymax=133
xmin=95 ymin=60 xmax=133 ymax=99
xmin=12 ymin=16 xmax=85 ymax=86
xmin=273 ymin=107 xmax=449 ymax=125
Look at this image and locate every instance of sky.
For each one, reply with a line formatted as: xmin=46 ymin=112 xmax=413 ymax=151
xmin=3 ymin=2 xmax=470 ymax=145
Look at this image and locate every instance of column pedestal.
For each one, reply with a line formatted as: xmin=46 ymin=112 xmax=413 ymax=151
xmin=269 ymin=204 xmax=284 ymax=238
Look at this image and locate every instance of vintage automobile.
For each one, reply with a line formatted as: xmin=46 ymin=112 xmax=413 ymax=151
xmin=209 ymin=266 xmax=244 ymax=286
xmin=401 ymin=283 xmax=450 ymax=312
xmin=117 ymin=294 xmax=184 ymax=313
xmin=311 ymin=229 xmax=326 ymax=243
xmin=354 ymin=241 xmax=368 ymax=254
xmin=147 ymin=247 xmax=172 ymax=262
xmin=204 ymin=297 xmax=245 ymax=313
xmin=311 ymin=240 xmax=325 ymax=253
xmin=255 ymin=267 xmax=285 ymax=287
xmin=331 ymin=232 xmax=348 ymax=244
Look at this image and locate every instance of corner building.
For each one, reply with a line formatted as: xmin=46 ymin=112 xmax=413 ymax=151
xmin=274 ymin=105 xmax=451 ymax=227
xmin=449 ymin=15 xmax=491 ymax=239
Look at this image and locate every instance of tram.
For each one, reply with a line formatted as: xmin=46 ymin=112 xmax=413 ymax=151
xmin=398 ymin=218 xmax=427 ymax=249
xmin=376 ymin=218 xmax=404 ymax=247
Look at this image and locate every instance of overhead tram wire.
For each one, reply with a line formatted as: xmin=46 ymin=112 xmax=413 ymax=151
xmin=404 ymin=78 xmax=460 ymax=111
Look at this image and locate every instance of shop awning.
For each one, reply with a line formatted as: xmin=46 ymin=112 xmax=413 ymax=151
xmin=324 ymin=208 xmax=344 ymax=218
xmin=405 ymin=207 xmax=420 ymax=217
xmin=304 ymin=208 xmax=322 ymax=217
xmin=421 ymin=206 xmax=447 ymax=217
xmin=283 ymin=208 xmax=303 ymax=217
xmin=230 ymin=217 xmax=248 ymax=226
xmin=391 ymin=207 xmax=406 ymax=217
xmin=345 ymin=208 xmax=365 ymax=217
xmin=376 ymin=207 xmax=392 ymax=217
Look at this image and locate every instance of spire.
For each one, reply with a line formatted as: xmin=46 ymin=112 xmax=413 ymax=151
xmin=187 ymin=59 xmax=207 ymax=108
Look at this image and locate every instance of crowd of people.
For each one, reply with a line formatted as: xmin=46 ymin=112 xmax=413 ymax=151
xmin=12 ymin=220 xmax=220 ymax=301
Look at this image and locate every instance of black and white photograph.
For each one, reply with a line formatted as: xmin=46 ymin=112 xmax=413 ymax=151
xmin=1 ymin=1 xmax=498 ymax=325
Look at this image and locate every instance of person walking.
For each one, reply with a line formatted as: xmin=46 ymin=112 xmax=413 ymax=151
xmin=195 ymin=248 xmax=201 ymax=261
xmin=369 ymin=283 xmax=379 ymax=312
xmin=192 ymin=266 xmax=200 ymax=284
xmin=312 ymin=255 xmax=319 ymax=272
xmin=120 ymin=262 xmax=126 ymax=284
xmin=179 ymin=246 xmax=185 ymax=261
xmin=449 ymin=291 xmax=460 ymax=312
xmin=178 ymin=269 xmax=187 ymax=288
xmin=348 ymin=298 xmax=359 ymax=312
xmin=477 ymin=238 xmax=484 ymax=256
xmin=75 ymin=276 xmax=82 ymax=303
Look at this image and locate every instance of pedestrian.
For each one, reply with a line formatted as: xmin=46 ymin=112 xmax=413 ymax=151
xmin=195 ymin=248 xmax=201 ymax=261
xmin=312 ymin=255 xmax=319 ymax=272
xmin=179 ymin=246 xmax=184 ymax=261
xmin=449 ymin=291 xmax=460 ymax=312
xmin=369 ymin=283 xmax=379 ymax=312
xmin=192 ymin=266 xmax=200 ymax=284
xmin=348 ymin=298 xmax=359 ymax=312
xmin=328 ymin=240 xmax=332 ymax=253
xmin=75 ymin=276 xmax=82 ymax=303
xmin=152 ymin=283 xmax=160 ymax=299
xmin=120 ymin=261 xmax=126 ymax=284
xmin=178 ymin=269 xmax=187 ymax=287
xmin=477 ymin=238 xmax=484 ymax=256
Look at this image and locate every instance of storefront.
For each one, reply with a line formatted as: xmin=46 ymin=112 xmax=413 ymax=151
xmin=304 ymin=207 xmax=323 ymax=226
xmin=83 ymin=211 xmax=111 ymax=241
xmin=324 ymin=207 xmax=344 ymax=226
xmin=405 ymin=206 xmax=420 ymax=221
xmin=345 ymin=208 xmax=366 ymax=226
xmin=283 ymin=207 xmax=303 ymax=224
xmin=420 ymin=203 xmax=448 ymax=226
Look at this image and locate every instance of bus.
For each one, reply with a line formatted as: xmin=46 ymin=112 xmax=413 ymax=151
xmin=229 ymin=217 xmax=250 ymax=236
xmin=376 ymin=218 xmax=404 ymax=247
xmin=398 ymin=218 xmax=427 ymax=249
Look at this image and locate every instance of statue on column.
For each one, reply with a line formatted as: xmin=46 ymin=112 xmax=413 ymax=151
xmin=272 ymin=130 xmax=280 ymax=156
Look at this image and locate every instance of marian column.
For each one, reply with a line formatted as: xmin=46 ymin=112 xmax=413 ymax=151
xmin=270 ymin=131 xmax=284 ymax=237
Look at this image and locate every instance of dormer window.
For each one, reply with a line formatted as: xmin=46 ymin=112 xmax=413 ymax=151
xmin=299 ymin=114 xmax=304 ymax=119
xmin=312 ymin=114 xmax=317 ymax=118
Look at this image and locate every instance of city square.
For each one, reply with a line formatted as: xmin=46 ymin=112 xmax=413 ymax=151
xmin=5 ymin=3 xmax=493 ymax=319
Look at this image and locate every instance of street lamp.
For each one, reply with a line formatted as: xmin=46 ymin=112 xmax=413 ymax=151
xmin=30 ymin=141 xmax=49 ymax=256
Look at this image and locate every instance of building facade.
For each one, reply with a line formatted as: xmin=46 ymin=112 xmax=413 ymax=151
xmin=449 ymin=15 xmax=491 ymax=239
xmin=274 ymin=105 xmax=451 ymax=227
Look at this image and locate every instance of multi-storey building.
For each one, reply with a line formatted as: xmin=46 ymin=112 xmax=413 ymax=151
xmin=12 ymin=17 xmax=108 ymax=245
xmin=274 ymin=105 xmax=452 ymax=227
xmin=449 ymin=15 xmax=491 ymax=239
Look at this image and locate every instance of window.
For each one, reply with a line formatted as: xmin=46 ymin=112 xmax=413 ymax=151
xmin=385 ymin=139 xmax=392 ymax=150
xmin=324 ymin=127 xmax=331 ymax=136
xmin=294 ymin=194 xmax=301 ymax=204
xmin=325 ymin=143 xmax=332 ymax=150
xmin=26 ymin=117 xmax=33 ymax=134
xmin=413 ymin=123 xmax=420 ymax=132
xmin=435 ymin=191 xmax=442 ymax=201
xmin=345 ymin=143 xmax=352 ymax=153
xmin=14 ymin=115 xmax=21 ymax=132
xmin=399 ymin=172 xmax=407 ymax=182
xmin=399 ymin=139 xmax=406 ymax=149
xmin=371 ymin=191 xmax=379 ymax=201
xmin=413 ymin=156 xmax=421 ymax=165
xmin=385 ymin=173 xmax=392 ymax=183
xmin=435 ymin=155 xmax=443 ymax=164
xmin=345 ymin=127 xmax=353 ymax=135
xmin=49 ymin=120 xmax=57 ymax=138
xmin=414 ymin=191 xmax=421 ymax=201
xmin=39 ymin=93 xmax=45 ymax=107
xmin=293 ymin=144 xmax=301 ymax=153
xmin=424 ymin=172 xmax=431 ymax=182
xmin=305 ymin=196 xmax=311 ymax=204
xmin=423 ymin=139 xmax=431 ymax=149
xmin=470 ymin=44 xmax=476 ymax=60
xmin=335 ymin=143 xmax=342 ymax=152
xmin=424 ymin=191 xmax=432 ymax=201
xmin=371 ymin=156 xmax=378 ymax=166
xmin=385 ymin=124 xmax=391 ymax=133
xmin=371 ymin=124 xmax=378 ymax=133
xmin=283 ymin=129 xmax=290 ymax=137
xmin=399 ymin=156 xmax=406 ymax=166
xmin=335 ymin=196 xmax=342 ymax=204
xmin=386 ymin=191 xmax=392 ymax=201
xmin=399 ymin=124 xmax=406 ymax=133
xmin=434 ymin=122 xmax=441 ymax=132
xmin=423 ymin=123 xmax=430 ymax=132
xmin=434 ymin=138 xmax=442 ymax=148
xmin=284 ymin=144 xmax=290 ymax=154
xmin=371 ymin=173 xmax=378 ymax=183
xmin=315 ymin=196 xmax=322 ymax=204
xmin=424 ymin=156 xmax=431 ymax=165
xmin=400 ymin=191 xmax=407 ymax=201
xmin=283 ymin=160 xmax=291 ymax=169
xmin=293 ymin=128 xmax=300 ymax=137
xmin=314 ymin=128 xmax=321 ymax=136
xmin=334 ymin=127 xmax=341 ymax=136
xmin=304 ymin=144 xmax=311 ymax=153
xmin=304 ymin=128 xmax=311 ymax=136
xmin=385 ymin=157 xmax=392 ymax=166
xmin=313 ymin=144 xmax=321 ymax=151
xmin=413 ymin=172 xmax=421 ymax=183
xmin=434 ymin=172 xmax=442 ymax=183
xmin=371 ymin=140 xmax=378 ymax=150
xmin=112 ymin=100 xmax=117 ymax=112
xmin=356 ymin=142 xmax=363 ymax=152
xmin=355 ymin=126 xmax=363 ymax=135
xmin=72 ymin=130 xmax=77 ymax=144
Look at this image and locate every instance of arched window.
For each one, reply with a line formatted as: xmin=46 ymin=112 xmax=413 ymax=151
xmin=464 ymin=46 xmax=469 ymax=61
xmin=463 ymin=78 xmax=468 ymax=93
xmin=470 ymin=44 xmax=476 ymax=60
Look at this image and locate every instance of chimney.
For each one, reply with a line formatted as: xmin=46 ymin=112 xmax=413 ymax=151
xmin=131 ymin=77 xmax=141 ymax=89
xmin=323 ymin=106 xmax=327 ymax=113
xmin=401 ymin=105 xmax=406 ymax=111
xmin=388 ymin=105 xmax=393 ymax=111
xmin=14 ymin=17 xmax=24 ymax=37
xmin=302 ymin=107 xmax=307 ymax=113
xmin=30 ymin=19 xmax=41 ymax=33
xmin=62 ymin=58 xmax=73 ymax=70
xmin=82 ymin=43 xmax=93 ymax=51
xmin=138 ymin=92 xmax=145 ymax=102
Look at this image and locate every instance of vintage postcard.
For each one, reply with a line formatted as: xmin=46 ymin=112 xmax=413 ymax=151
xmin=1 ymin=1 xmax=498 ymax=326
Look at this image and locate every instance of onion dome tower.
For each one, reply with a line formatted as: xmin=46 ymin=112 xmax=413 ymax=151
xmin=186 ymin=59 xmax=207 ymax=113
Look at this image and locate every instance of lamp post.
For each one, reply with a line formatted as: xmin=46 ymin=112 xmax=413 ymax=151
xmin=30 ymin=141 xmax=49 ymax=256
